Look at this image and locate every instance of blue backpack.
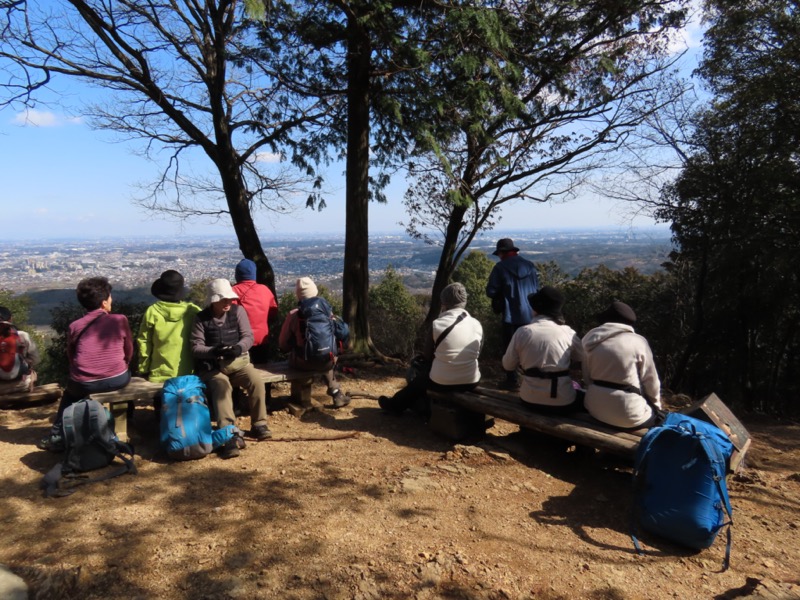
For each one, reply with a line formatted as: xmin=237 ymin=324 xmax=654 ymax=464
xmin=632 ymin=413 xmax=735 ymax=569
xmin=297 ymin=297 xmax=337 ymax=363
xmin=160 ymin=375 xmax=238 ymax=460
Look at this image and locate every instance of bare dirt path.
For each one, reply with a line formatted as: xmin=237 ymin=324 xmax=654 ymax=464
xmin=1 ymin=366 xmax=798 ymax=600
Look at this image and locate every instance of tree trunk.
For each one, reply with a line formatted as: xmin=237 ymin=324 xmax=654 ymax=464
xmin=423 ymin=138 xmax=479 ymax=324
xmin=342 ymin=20 xmax=373 ymax=354
xmin=218 ymin=163 xmax=276 ymax=292
xmin=425 ymin=203 xmax=469 ymax=323
xmin=204 ymin=9 xmax=276 ymax=294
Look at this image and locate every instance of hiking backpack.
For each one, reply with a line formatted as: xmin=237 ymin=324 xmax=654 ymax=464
xmin=0 ymin=322 xmax=25 ymax=380
xmin=160 ymin=375 xmax=239 ymax=460
xmin=297 ymin=297 xmax=337 ymax=363
xmin=41 ymin=399 xmax=137 ymax=497
xmin=632 ymin=412 xmax=735 ymax=569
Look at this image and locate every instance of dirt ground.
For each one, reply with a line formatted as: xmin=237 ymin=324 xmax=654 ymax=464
xmin=1 ymin=364 xmax=799 ymax=600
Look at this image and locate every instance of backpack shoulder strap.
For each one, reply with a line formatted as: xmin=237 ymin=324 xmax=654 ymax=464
xmin=697 ymin=433 xmax=734 ymax=571
xmin=434 ymin=312 xmax=468 ymax=351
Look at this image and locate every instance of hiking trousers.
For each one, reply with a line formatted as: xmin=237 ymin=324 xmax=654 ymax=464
xmin=200 ymin=364 xmax=267 ymax=428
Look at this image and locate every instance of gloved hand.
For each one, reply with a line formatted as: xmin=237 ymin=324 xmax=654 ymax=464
xmin=220 ymin=345 xmax=243 ymax=359
xmin=212 ymin=343 xmax=227 ymax=358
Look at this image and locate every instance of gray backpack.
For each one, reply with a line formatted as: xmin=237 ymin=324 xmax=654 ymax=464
xmin=41 ymin=399 xmax=137 ymax=497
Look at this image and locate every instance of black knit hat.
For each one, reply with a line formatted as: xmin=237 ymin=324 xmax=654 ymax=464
xmin=493 ymin=238 xmax=519 ymax=256
xmin=0 ymin=306 xmax=10 ymax=322
xmin=528 ymin=286 xmax=564 ymax=319
xmin=151 ymin=270 xmax=186 ymax=302
xmin=597 ymin=301 xmax=637 ymax=326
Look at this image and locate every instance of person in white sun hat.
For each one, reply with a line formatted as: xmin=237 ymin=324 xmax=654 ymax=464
xmin=191 ymin=278 xmax=270 ymax=459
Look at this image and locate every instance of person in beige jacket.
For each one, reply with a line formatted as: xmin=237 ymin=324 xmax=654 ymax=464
xmin=502 ymin=286 xmax=583 ymax=413
xmin=582 ymin=301 xmax=662 ymax=429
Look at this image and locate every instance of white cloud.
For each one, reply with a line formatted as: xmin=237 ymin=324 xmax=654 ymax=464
xmin=667 ymin=1 xmax=706 ymax=54
xmin=13 ymin=109 xmax=58 ymax=127
xmin=34 ymin=208 xmax=49 ymax=215
xmin=253 ymin=152 xmax=282 ymax=163
xmin=12 ymin=109 xmax=82 ymax=127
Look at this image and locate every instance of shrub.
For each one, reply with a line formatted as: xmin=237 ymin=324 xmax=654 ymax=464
xmin=369 ymin=266 xmax=424 ymax=359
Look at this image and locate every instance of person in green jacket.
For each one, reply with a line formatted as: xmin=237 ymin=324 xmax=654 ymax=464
xmin=136 ymin=270 xmax=201 ymax=382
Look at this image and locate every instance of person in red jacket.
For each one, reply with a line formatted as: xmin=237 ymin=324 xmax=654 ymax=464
xmin=231 ymin=259 xmax=277 ymax=364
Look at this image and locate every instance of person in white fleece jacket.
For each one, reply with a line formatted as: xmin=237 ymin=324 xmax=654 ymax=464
xmin=379 ymin=283 xmax=482 ymax=416
xmin=502 ymin=286 xmax=583 ymax=413
xmin=582 ymin=301 xmax=663 ymax=429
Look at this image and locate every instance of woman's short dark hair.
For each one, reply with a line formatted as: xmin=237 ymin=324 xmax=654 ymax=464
xmin=76 ymin=277 xmax=112 ymax=310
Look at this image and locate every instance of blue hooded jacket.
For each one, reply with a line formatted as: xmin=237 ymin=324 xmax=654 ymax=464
xmin=486 ymin=254 xmax=539 ymax=325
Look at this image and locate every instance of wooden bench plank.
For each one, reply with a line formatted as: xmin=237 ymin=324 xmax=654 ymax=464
xmin=252 ymin=362 xmax=316 ymax=413
xmin=88 ymin=362 xmax=319 ymax=440
xmin=0 ymin=383 xmax=63 ymax=409
xmin=428 ymin=386 xmax=641 ymax=459
xmin=430 ymin=386 xmax=749 ymax=472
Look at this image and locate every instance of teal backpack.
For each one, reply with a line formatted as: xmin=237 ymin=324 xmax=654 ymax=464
xmin=41 ymin=398 xmax=137 ymax=497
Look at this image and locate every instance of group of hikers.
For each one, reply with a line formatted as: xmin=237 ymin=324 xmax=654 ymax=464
xmin=4 ymin=236 xmax=663 ymax=463
xmin=379 ymin=237 xmax=663 ymax=432
xmin=26 ymin=259 xmax=350 ymax=460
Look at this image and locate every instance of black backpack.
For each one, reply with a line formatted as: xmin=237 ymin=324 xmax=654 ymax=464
xmin=297 ymin=297 xmax=337 ymax=363
xmin=41 ymin=399 xmax=137 ymax=497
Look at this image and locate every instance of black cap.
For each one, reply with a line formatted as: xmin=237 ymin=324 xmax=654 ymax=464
xmin=528 ymin=286 xmax=564 ymax=319
xmin=596 ymin=301 xmax=637 ymax=326
xmin=493 ymin=238 xmax=519 ymax=256
xmin=0 ymin=306 xmax=10 ymax=322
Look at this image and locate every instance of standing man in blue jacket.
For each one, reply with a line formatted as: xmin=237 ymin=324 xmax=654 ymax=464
xmin=486 ymin=238 xmax=539 ymax=390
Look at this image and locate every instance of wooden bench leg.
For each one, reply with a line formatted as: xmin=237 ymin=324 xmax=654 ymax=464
xmin=288 ymin=377 xmax=315 ymax=417
xmin=290 ymin=378 xmax=314 ymax=407
xmin=109 ymin=401 xmax=131 ymax=443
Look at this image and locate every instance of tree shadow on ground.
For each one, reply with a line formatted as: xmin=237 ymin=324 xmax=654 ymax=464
xmin=1 ymin=442 xmax=411 ymax=599
xmin=0 ymin=403 xmax=58 ymax=447
xmin=285 ymin=399 xmax=455 ymax=454
xmin=485 ymin=428 xmax=704 ymax=561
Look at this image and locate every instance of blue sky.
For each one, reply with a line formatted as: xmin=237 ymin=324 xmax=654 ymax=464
xmin=0 ymin=5 xmax=704 ymax=241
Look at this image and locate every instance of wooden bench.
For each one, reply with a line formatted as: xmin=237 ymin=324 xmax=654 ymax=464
xmin=88 ymin=362 xmax=317 ymax=442
xmin=0 ymin=383 xmax=63 ymax=410
xmin=427 ymin=387 xmax=750 ymax=472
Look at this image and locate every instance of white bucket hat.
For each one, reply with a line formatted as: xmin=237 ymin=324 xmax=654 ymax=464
xmin=206 ymin=278 xmax=239 ymax=305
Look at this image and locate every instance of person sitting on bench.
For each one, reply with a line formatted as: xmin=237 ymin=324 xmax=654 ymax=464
xmin=0 ymin=305 xmax=40 ymax=393
xmin=279 ymin=277 xmax=351 ymax=409
xmin=38 ymin=277 xmax=133 ymax=452
xmin=582 ymin=301 xmax=663 ymax=430
xmin=191 ymin=279 xmax=271 ymax=458
xmin=502 ymin=286 xmax=584 ymax=415
xmin=136 ymin=269 xmax=200 ymax=383
xmin=379 ymin=282 xmax=483 ymax=417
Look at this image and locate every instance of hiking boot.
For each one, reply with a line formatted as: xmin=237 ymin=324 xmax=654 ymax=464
xmin=249 ymin=423 xmax=272 ymax=441
xmin=234 ymin=433 xmax=247 ymax=449
xmin=332 ymin=390 xmax=351 ymax=408
xmin=219 ymin=437 xmax=240 ymax=459
xmin=36 ymin=435 xmax=65 ymax=453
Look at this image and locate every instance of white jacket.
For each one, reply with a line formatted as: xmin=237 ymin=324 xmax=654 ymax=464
xmin=503 ymin=316 xmax=583 ymax=407
xmin=582 ymin=322 xmax=662 ymax=428
xmin=429 ymin=308 xmax=483 ymax=386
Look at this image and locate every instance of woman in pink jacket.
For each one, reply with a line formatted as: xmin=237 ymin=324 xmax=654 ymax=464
xmin=38 ymin=277 xmax=132 ymax=452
